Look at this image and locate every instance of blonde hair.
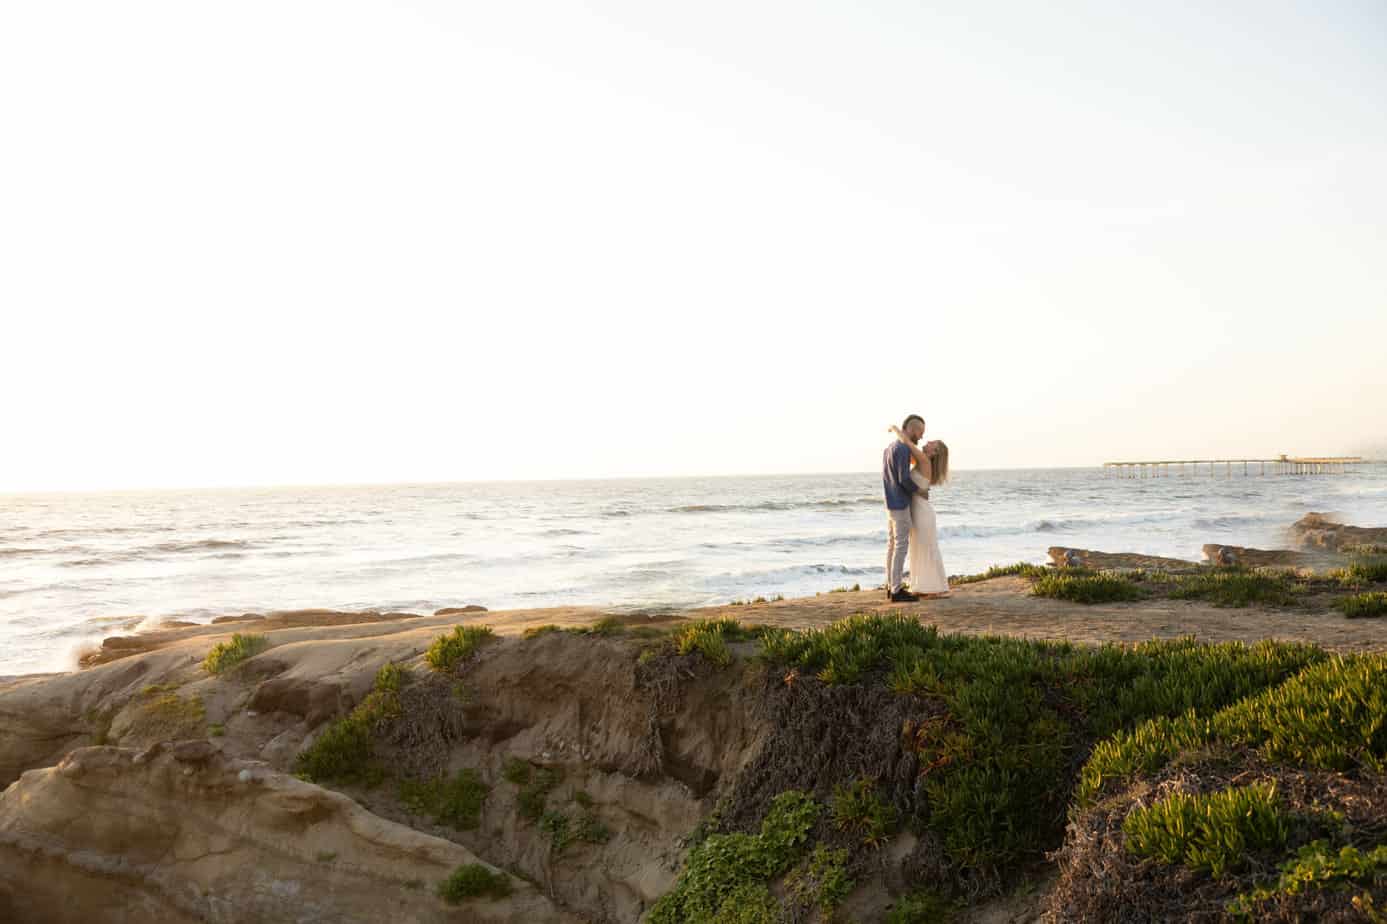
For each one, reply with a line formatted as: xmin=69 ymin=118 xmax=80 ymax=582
xmin=929 ymin=442 xmax=949 ymax=486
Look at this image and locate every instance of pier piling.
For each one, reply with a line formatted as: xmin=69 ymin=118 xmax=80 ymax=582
xmin=1102 ymin=456 xmax=1360 ymax=479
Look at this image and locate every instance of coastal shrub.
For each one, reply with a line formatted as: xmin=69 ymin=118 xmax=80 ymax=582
xmin=950 ymin=561 xmax=1049 ymax=585
xmin=1348 ymin=557 xmax=1387 ymax=584
xmin=1032 ymin=572 xmax=1145 ymax=604
xmin=399 ymin=768 xmax=488 ymax=830
xmin=757 ymin=616 xmax=1323 ymax=880
xmin=649 ymin=791 xmax=819 ymax=924
xmin=784 ymin=844 xmax=852 ymax=915
xmin=831 ymin=778 xmax=898 ymax=847
xmin=501 ymin=756 xmax=531 ymax=785
xmin=676 ymin=622 xmax=730 ymax=666
xmin=1212 ymin=654 xmax=1387 ymax=771
xmin=517 ymin=774 xmax=561 ymax=821
xmin=502 ymin=759 xmax=562 ymax=821
xmin=539 ymin=808 xmax=610 ymax=853
xmin=1337 ymin=592 xmax=1387 ymax=619
xmin=1122 ymin=782 xmax=1290 ymax=877
xmin=672 ymin=618 xmax=758 ymax=667
xmin=1167 ymin=569 xmax=1300 ymax=607
xmin=1074 ymin=637 xmax=1325 ymax=740
xmin=521 ymin=624 xmax=562 ymax=639
xmin=373 ymin=661 xmax=408 ymax=694
xmin=296 ymin=712 xmax=375 ymax=784
xmin=827 ymin=583 xmax=861 ymax=593
xmin=134 ymin=689 xmax=206 ymax=740
xmin=1316 ymin=566 xmax=1358 ymax=588
xmin=1078 ymin=654 xmax=1387 ymax=806
xmin=437 ymin=863 xmax=512 ymax=903
xmin=294 ymin=663 xmax=407 ymax=784
xmin=425 ymin=625 xmax=496 ymax=672
xmin=539 ymin=810 xmax=573 ymax=852
xmin=1076 ymin=712 xmax=1208 ymax=807
xmin=759 ymin=614 xmax=939 ymax=685
xmin=1226 ymin=840 xmax=1387 ymax=916
xmin=574 ymin=616 xmax=625 ymax=636
xmin=575 ymin=810 xmax=611 ymax=845
xmin=885 ymin=890 xmax=954 ymax=923
xmin=202 ymin=633 xmax=270 ymax=675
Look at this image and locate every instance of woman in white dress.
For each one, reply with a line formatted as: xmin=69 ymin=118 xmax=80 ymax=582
xmin=888 ymin=428 xmax=951 ymax=598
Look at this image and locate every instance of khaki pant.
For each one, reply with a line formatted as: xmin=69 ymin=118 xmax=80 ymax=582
xmin=886 ymin=507 xmax=912 ymax=593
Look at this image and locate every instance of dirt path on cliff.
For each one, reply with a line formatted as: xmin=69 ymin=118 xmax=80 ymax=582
xmin=689 ymin=577 xmax=1387 ymax=652
xmin=37 ymin=573 xmax=1383 ymax=685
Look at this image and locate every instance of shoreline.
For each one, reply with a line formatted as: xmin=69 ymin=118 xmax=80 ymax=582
xmin=8 ymin=476 xmax=1387 ymax=679
xmin=3 ymin=512 xmax=1379 ymax=681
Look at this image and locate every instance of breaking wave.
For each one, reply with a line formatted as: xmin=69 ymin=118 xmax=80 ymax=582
xmin=671 ymin=497 xmax=878 ymax=514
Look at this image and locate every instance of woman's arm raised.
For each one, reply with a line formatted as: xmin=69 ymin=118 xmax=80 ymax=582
xmin=888 ymin=426 xmax=930 ymax=469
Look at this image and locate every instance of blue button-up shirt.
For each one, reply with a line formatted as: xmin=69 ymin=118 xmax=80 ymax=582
xmin=882 ymin=441 xmax=918 ymax=511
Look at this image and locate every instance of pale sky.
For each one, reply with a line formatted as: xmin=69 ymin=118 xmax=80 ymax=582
xmin=2 ymin=1 xmax=1384 ymax=491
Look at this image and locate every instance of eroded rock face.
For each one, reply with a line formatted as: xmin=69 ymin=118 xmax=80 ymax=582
xmin=0 ymin=655 xmax=171 ymax=789
xmin=0 ymin=618 xmax=757 ymax=924
xmin=420 ymin=635 xmax=758 ymax=921
xmin=0 ymin=744 xmax=573 ymax=924
xmin=1291 ymin=513 xmax=1387 ymax=552
xmin=248 ymin=673 xmax=351 ymax=727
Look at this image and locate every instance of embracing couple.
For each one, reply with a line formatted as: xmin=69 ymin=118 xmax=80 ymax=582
xmin=882 ymin=414 xmax=950 ymax=602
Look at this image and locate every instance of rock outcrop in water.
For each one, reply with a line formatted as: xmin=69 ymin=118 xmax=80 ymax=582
xmin=1046 ymin=547 xmax=1199 ymax=571
xmin=1200 ymin=544 xmax=1312 ymax=568
xmin=1291 ymin=512 xmax=1387 ymax=552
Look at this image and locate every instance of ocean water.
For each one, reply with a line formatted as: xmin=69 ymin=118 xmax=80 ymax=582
xmin=3 ymin=465 xmax=1387 ymax=676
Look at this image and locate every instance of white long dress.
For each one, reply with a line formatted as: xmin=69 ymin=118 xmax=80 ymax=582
xmin=908 ymin=466 xmax=949 ymax=594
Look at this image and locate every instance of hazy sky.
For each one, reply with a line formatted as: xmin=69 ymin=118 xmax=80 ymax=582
xmin=3 ymin=1 xmax=1384 ymax=491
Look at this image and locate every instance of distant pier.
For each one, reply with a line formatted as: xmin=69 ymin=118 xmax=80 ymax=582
xmin=1103 ymin=455 xmax=1362 ymax=479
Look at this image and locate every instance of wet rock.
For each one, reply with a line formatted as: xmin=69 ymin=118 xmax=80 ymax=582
xmin=435 ymin=605 xmax=488 ymax=615
xmin=1201 ymin=545 xmax=1307 ymax=568
xmin=98 ymin=636 xmax=147 ymax=651
xmin=211 ymin=614 xmax=264 ymax=625
xmin=1047 ymin=548 xmax=1198 ymax=571
xmin=1291 ymin=513 xmax=1387 ymax=551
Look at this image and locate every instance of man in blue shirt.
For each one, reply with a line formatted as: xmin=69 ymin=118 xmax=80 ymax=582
xmin=883 ymin=414 xmax=926 ymax=601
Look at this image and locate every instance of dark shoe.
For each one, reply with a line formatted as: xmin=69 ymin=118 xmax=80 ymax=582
xmin=889 ymin=589 xmax=919 ymax=603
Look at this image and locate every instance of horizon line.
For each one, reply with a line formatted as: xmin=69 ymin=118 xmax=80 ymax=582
xmin=0 ymin=462 xmax=1133 ymax=498
xmin=5 ymin=460 xmax=1383 ymax=498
